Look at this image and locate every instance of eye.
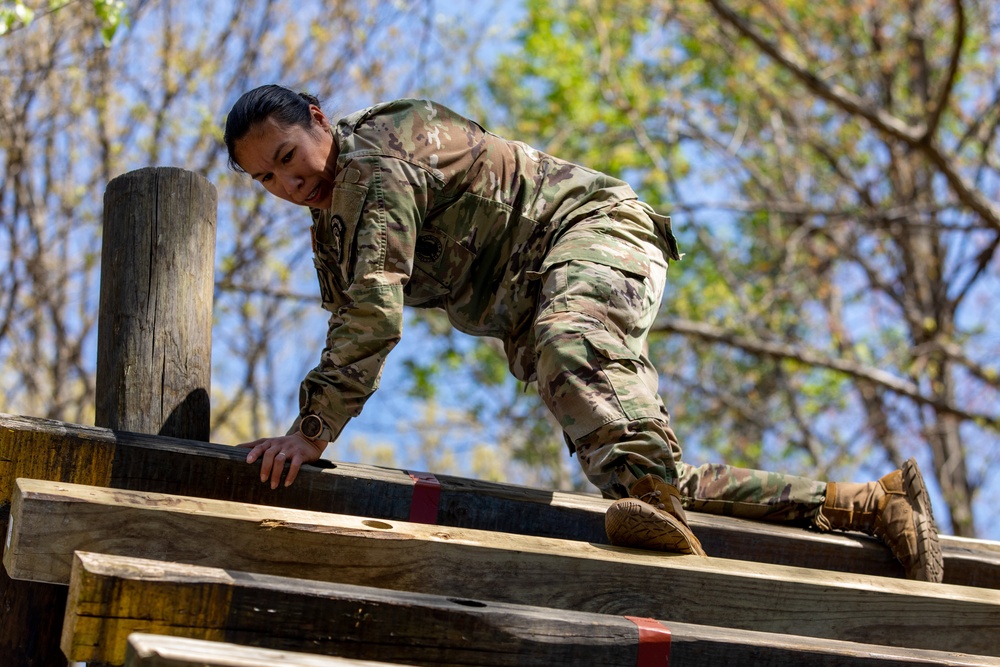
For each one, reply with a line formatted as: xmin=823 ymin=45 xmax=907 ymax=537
xmin=281 ymin=149 xmax=294 ymax=164
xmin=260 ymin=173 xmax=273 ymax=183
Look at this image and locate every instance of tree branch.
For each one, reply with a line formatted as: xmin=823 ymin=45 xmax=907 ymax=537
xmin=705 ymin=0 xmax=924 ymax=142
xmin=924 ymin=0 xmax=966 ymax=141
xmin=704 ymin=0 xmax=1000 ymax=232
xmin=652 ymin=315 xmax=1000 ymax=430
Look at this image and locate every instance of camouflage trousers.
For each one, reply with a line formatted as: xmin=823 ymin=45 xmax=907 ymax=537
xmin=531 ymin=215 xmax=827 ymax=524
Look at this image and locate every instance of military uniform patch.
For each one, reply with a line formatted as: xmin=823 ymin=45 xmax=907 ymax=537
xmin=415 ymin=233 xmax=443 ymax=263
xmin=329 ymin=215 xmax=345 ymax=261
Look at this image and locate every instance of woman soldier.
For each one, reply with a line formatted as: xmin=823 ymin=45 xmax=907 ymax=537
xmin=224 ymin=84 xmax=943 ymax=582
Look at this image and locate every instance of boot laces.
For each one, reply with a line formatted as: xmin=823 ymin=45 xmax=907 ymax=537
xmin=637 ymin=488 xmax=665 ymax=510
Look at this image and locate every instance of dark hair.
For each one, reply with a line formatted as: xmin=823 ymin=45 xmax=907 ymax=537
xmin=224 ymin=84 xmax=321 ymax=172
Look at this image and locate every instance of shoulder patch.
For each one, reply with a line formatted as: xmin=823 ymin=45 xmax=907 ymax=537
xmin=415 ymin=233 xmax=443 ymax=264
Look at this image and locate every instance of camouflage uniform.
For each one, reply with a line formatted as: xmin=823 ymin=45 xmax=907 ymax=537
xmin=298 ymin=98 xmax=827 ymax=524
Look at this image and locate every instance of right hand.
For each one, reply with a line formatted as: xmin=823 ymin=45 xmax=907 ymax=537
xmin=237 ymin=433 xmax=326 ymax=489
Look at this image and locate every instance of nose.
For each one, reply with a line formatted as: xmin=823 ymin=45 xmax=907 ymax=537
xmin=277 ymin=171 xmax=301 ymax=198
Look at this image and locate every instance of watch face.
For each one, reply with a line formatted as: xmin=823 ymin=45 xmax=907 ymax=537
xmin=301 ymin=415 xmax=323 ymax=439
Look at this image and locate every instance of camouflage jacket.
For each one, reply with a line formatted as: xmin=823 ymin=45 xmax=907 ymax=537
xmin=297 ymin=99 xmax=679 ymax=441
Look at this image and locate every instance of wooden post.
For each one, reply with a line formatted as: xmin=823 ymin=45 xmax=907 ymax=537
xmin=96 ymin=166 xmax=216 ymax=441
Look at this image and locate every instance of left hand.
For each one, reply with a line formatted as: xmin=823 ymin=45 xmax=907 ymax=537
xmin=238 ymin=433 xmax=325 ymax=489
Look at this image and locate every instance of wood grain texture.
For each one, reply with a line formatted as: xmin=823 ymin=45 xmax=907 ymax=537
xmin=3 ymin=412 xmax=999 ymax=666
xmin=125 ymin=634 xmax=405 ymax=667
xmin=71 ymin=553 xmax=1000 ymax=667
xmin=0 ymin=418 xmax=114 ymax=667
xmin=2 ymin=413 xmax=997 ymax=587
xmin=96 ymin=167 xmax=216 ymax=442
xmin=9 ymin=479 xmax=1000 ymax=658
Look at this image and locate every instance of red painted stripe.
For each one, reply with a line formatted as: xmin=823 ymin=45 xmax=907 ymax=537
xmin=625 ymin=616 xmax=671 ymax=666
xmin=407 ymin=471 xmax=441 ymax=524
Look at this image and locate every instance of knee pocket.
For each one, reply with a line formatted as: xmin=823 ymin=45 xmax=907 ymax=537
xmin=537 ymin=326 xmax=664 ymax=440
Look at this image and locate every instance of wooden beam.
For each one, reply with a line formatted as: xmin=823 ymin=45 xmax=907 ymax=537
xmin=0 ymin=416 xmax=116 ymax=667
xmin=71 ymin=553 xmax=1000 ymax=667
xmin=0 ymin=568 xmax=66 ymax=667
xmin=125 ymin=635 xmax=425 ymax=667
xmin=9 ymin=479 xmax=1000 ymax=658
xmin=1 ymin=413 xmax=996 ymax=587
xmin=126 ymin=634 xmax=404 ymax=667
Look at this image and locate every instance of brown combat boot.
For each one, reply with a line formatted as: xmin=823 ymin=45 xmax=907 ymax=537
xmin=817 ymin=458 xmax=943 ymax=582
xmin=605 ymin=475 xmax=707 ymax=556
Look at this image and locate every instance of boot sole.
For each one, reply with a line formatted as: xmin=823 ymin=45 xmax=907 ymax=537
xmin=606 ymin=498 xmax=708 ymax=556
xmin=901 ymin=458 xmax=944 ymax=583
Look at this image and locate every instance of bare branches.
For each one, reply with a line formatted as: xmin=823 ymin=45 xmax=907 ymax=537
xmin=924 ymin=0 xmax=966 ymax=141
xmin=0 ymin=0 xmax=475 ymax=442
xmin=704 ymin=0 xmax=924 ymax=142
xmin=652 ymin=316 xmax=1000 ymax=431
xmin=705 ymin=0 xmax=1000 ymax=233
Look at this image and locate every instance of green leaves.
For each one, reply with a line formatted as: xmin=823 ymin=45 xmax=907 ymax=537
xmin=480 ymin=0 xmax=1000 ymax=536
xmin=0 ymin=2 xmax=35 ymax=35
xmin=93 ymin=0 xmax=126 ymax=44
xmin=0 ymin=1 xmax=127 ymax=43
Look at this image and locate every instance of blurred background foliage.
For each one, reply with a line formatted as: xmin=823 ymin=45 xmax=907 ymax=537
xmin=1 ymin=0 xmax=997 ymax=537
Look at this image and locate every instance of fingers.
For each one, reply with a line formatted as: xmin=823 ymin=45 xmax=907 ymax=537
xmin=285 ymin=457 xmax=303 ymax=488
xmin=236 ymin=438 xmax=267 ymax=450
xmin=256 ymin=445 xmax=271 ymax=480
xmin=243 ymin=441 xmax=269 ymax=464
xmin=269 ymin=450 xmax=288 ymax=489
xmin=243 ymin=435 xmax=322 ymax=489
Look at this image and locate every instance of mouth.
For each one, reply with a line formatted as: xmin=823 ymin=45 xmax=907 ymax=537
xmin=303 ymin=184 xmax=322 ymax=205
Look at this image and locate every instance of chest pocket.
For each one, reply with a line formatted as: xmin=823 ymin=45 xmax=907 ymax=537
xmin=312 ymin=182 xmax=368 ymax=309
xmin=405 ymin=225 xmax=476 ymax=306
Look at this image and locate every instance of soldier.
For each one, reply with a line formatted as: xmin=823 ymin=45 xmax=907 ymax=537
xmin=224 ymin=84 xmax=944 ymax=582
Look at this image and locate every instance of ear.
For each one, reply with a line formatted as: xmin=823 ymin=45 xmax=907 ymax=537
xmin=309 ymin=104 xmax=330 ymax=131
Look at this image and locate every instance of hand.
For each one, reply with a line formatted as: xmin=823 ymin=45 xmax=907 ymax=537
xmin=238 ymin=433 xmax=325 ymax=489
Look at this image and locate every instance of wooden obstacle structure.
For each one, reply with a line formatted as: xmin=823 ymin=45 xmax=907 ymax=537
xmin=2 ymin=167 xmax=999 ymax=665
xmin=78 ymin=554 xmax=1000 ymax=667
xmin=2 ymin=415 xmax=1000 ymax=666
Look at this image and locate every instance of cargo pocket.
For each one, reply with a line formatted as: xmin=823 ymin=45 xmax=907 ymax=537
xmin=581 ymin=328 xmax=662 ymax=426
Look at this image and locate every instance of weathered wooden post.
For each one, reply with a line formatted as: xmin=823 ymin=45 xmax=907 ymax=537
xmin=95 ymin=166 xmax=217 ymax=440
xmin=0 ymin=167 xmax=217 ymax=667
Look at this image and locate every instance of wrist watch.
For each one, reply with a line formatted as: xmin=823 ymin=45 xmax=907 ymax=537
xmin=298 ymin=414 xmax=328 ymax=445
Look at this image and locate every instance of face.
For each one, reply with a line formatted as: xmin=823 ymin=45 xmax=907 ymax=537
xmin=233 ymin=106 xmax=337 ymax=209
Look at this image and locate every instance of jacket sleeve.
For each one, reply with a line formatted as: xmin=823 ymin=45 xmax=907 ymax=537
xmin=290 ymin=156 xmax=440 ymax=441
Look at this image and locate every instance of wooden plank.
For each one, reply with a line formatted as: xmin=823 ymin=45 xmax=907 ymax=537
xmin=8 ymin=479 xmax=1000 ymax=658
xmin=0 ymin=417 xmax=114 ymax=667
xmin=125 ymin=634 xmax=426 ymax=667
xmin=72 ymin=553 xmax=1000 ymax=667
xmin=1 ymin=413 xmax=997 ymax=587
xmin=0 ymin=568 xmax=66 ymax=667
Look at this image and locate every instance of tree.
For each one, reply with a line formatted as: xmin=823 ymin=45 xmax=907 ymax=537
xmin=486 ymin=0 xmax=1000 ymax=537
xmin=0 ymin=0 xmax=505 ymax=461
xmin=1 ymin=0 xmax=125 ymax=42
